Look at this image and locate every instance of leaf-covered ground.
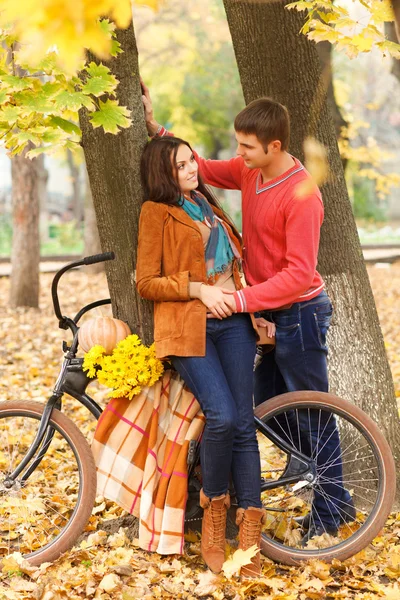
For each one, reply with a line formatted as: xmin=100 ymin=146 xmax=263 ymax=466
xmin=0 ymin=265 xmax=399 ymax=600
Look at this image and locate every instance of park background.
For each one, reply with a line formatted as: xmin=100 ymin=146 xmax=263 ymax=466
xmin=1 ymin=0 xmax=400 ymax=598
xmin=1 ymin=0 xmax=400 ymax=257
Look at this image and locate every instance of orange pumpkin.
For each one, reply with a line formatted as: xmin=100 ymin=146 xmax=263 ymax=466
xmin=78 ymin=316 xmax=131 ymax=354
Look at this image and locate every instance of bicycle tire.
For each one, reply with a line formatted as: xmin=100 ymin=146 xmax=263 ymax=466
xmin=255 ymin=391 xmax=396 ymax=565
xmin=0 ymin=400 xmax=97 ymax=566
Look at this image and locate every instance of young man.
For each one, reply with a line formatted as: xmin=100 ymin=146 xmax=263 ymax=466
xmin=142 ymin=84 xmax=355 ymax=544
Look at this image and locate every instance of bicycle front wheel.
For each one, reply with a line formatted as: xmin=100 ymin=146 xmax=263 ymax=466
xmin=255 ymin=391 xmax=396 ymax=565
xmin=0 ymin=400 xmax=97 ymax=565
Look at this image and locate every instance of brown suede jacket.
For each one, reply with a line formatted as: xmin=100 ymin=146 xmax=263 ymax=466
xmin=136 ymin=200 xmax=253 ymax=359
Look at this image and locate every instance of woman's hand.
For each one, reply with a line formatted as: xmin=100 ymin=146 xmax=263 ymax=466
xmin=200 ymin=285 xmax=234 ymax=319
xmin=141 ymin=79 xmax=160 ymax=136
xmin=255 ymin=317 xmax=276 ymax=338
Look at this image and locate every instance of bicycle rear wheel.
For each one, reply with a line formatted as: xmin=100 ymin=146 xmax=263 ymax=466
xmin=255 ymin=391 xmax=396 ymax=565
xmin=0 ymin=400 xmax=97 ymax=565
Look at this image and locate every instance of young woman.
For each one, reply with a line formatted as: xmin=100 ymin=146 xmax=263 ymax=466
xmin=136 ymin=135 xmax=271 ymax=577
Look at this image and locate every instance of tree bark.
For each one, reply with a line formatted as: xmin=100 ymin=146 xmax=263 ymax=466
xmin=79 ymin=21 xmax=153 ymax=344
xmin=37 ymin=155 xmax=49 ymax=244
xmin=392 ymin=0 xmax=400 ymax=41
xmin=83 ymin=166 xmax=104 ymax=274
xmin=66 ymin=149 xmax=83 ymax=224
xmin=222 ymin=0 xmax=400 ymax=489
xmin=384 ymin=21 xmax=400 ymax=83
xmin=315 ymin=40 xmax=348 ymax=171
xmin=9 ymin=143 xmax=40 ymax=308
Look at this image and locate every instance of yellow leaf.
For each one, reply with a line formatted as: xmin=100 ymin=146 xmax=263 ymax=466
xmin=303 ymin=137 xmax=329 ymax=186
xmin=0 ymin=0 xmax=134 ymax=73
xmin=194 ymin=571 xmax=220 ymax=597
xmin=98 ymin=573 xmax=121 ymax=592
xmin=222 ymin=545 xmax=259 ymax=579
xmin=370 ymin=0 xmax=394 ymax=24
xmin=352 ymin=33 xmax=374 ymax=53
xmin=300 ymin=577 xmax=327 ymax=591
xmin=1 ymin=552 xmax=37 ymax=576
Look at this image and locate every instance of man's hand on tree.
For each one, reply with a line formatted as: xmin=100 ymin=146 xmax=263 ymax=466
xmin=140 ymin=79 xmax=160 ymax=136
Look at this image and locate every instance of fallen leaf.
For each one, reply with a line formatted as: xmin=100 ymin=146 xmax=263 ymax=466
xmin=222 ymin=545 xmax=259 ymax=579
xmin=194 ymin=570 xmax=220 ymax=596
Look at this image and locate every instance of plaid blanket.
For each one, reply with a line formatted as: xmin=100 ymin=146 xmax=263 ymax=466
xmin=91 ymin=369 xmax=205 ymax=554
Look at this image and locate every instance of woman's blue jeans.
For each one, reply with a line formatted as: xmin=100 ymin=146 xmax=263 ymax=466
xmin=171 ymin=313 xmax=262 ymax=509
xmin=254 ymin=291 xmax=352 ymax=529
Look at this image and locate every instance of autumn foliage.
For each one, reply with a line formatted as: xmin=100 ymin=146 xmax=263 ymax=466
xmin=0 ymin=268 xmax=399 ymax=598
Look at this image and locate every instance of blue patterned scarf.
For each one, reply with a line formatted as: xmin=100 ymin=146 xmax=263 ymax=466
xmin=181 ymin=191 xmax=240 ymax=282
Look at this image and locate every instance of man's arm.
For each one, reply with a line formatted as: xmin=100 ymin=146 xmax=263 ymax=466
xmin=141 ymin=81 xmax=244 ymax=190
xmin=232 ymin=194 xmax=324 ymax=313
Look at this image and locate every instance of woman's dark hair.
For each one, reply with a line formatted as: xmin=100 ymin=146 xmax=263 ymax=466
xmin=140 ymin=136 xmax=221 ymax=210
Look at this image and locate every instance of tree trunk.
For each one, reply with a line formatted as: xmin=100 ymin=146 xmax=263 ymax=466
xmin=222 ymin=0 xmax=400 ymax=489
xmin=392 ymin=0 xmax=400 ymax=41
xmin=79 ymin=21 xmax=153 ymax=344
xmin=66 ymin=149 xmax=83 ymax=224
xmin=9 ymin=143 xmax=40 ymax=308
xmin=315 ymin=40 xmax=348 ymax=170
xmin=83 ymin=166 xmax=104 ymax=274
xmin=37 ymin=155 xmax=49 ymax=244
xmin=384 ymin=21 xmax=400 ymax=83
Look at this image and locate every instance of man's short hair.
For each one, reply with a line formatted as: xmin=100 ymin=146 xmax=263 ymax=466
xmin=234 ymin=98 xmax=290 ymax=152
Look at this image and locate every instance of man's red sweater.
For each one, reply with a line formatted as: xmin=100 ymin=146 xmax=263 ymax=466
xmin=193 ymin=152 xmax=325 ymax=313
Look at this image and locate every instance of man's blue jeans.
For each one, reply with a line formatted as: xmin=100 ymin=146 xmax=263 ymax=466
xmin=172 ymin=313 xmax=262 ymax=509
xmin=254 ymin=291 xmax=352 ymax=529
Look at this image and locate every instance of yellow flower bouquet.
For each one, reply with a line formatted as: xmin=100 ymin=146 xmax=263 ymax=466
xmin=82 ymin=334 xmax=164 ymax=400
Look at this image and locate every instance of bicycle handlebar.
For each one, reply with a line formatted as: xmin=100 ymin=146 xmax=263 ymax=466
xmin=51 ymin=252 xmax=115 ymax=329
xmin=82 ymin=252 xmax=115 ymax=266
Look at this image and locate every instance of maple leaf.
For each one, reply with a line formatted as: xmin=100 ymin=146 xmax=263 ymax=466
xmin=194 ymin=571 xmax=220 ymax=596
xmin=222 ymin=544 xmax=259 ymax=579
xmin=89 ymin=99 xmax=132 ymax=134
xmin=351 ymin=33 xmax=375 ymax=53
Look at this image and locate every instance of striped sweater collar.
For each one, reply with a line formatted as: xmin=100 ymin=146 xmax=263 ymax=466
xmin=256 ymin=156 xmax=304 ymax=195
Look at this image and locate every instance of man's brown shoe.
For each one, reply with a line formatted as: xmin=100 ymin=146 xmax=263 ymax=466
xmin=236 ymin=506 xmax=266 ymax=578
xmin=199 ymin=489 xmax=230 ymax=573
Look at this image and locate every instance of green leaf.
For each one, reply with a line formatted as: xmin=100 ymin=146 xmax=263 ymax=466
xmin=26 ymin=145 xmax=58 ymax=158
xmin=48 ymin=115 xmax=81 ymax=136
xmin=81 ymin=75 xmax=118 ymax=97
xmin=1 ymin=75 xmax=34 ymax=92
xmin=14 ymin=90 xmax=54 ymax=113
xmin=41 ymin=129 xmax=66 ymax=144
xmin=89 ymin=99 xmax=131 ymax=134
xmin=110 ymin=38 xmax=123 ymax=57
xmin=8 ymin=129 xmax=42 ymax=147
xmin=54 ymin=90 xmax=95 ymax=111
xmin=85 ymin=62 xmax=114 ymax=79
xmin=99 ymin=18 xmax=116 ymax=36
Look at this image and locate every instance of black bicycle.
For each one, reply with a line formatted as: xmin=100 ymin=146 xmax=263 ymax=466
xmin=0 ymin=253 xmax=395 ymax=566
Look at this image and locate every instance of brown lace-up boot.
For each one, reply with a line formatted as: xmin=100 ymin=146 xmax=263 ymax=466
xmin=236 ymin=507 xmax=267 ymax=578
xmin=199 ymin=489 xmax=230 ymax=573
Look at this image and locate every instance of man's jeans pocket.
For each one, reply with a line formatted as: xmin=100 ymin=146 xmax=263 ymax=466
xmin=313 ymin=303 xmax=333 ymax=348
